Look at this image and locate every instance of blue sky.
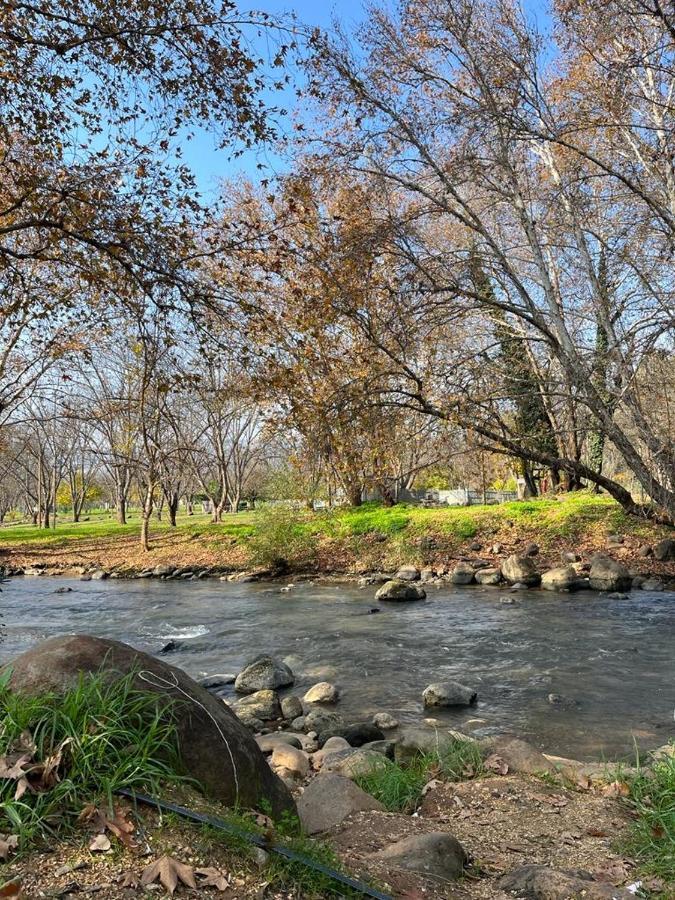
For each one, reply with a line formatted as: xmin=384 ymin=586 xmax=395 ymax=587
xmin=184 ymin=0 xmax=551 ymax=196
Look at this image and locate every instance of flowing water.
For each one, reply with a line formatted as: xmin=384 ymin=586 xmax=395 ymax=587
xmin=1 ymin=576 xmax=673 ymax=760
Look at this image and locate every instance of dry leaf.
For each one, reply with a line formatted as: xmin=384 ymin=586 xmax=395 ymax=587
xmin=575 ymin=773 xmax=592 ymax=791
xmin=0 ymin=835 xmax=18 ymax=861
xmin=118 ymin=872 xmax=138 ymax=888
xmin=196 ymin=867 xmax=230 ymax=891
xmin=602 ymin=780 xmax=630 ymax=798
xmin=89 ymin=833 xmax=111 ymax=852
xmin=0 ymin=881 xmax=23 ymax=898
xmin=79 ymin=804 xmax=137 ymax=850
xmin=141 ymin=856 xmax=196 ymax=895
xmin=485 ymin=753 xmax=509 ymax=775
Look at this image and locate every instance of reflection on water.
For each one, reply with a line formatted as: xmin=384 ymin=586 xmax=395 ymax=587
xmin=1 ymin=577 xmax=673 ymax=760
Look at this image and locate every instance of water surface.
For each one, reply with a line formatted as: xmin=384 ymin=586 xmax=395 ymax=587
xmin=1 ymin=577 xmax=673 ymax=760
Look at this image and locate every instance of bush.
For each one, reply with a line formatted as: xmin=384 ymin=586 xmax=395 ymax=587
xmin=247 ymin=505 xmax=317 ymax=571
xmin=625 ymin=746 xmax=675 ymax=881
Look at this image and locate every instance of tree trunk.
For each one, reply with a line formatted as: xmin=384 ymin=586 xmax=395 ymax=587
xmin=168 ymin=494 xmax=179 ymax=527
xmin=140 ymin=484 xmax=154 ymax=551
xmin=347 ymin=484 xmax=363 ymax=507
xmin=116 ymin=484 xmax=127 ymax=525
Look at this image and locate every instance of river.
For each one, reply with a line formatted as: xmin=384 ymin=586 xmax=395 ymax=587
xmin=1 ymin=576 xmax=673 ymax=760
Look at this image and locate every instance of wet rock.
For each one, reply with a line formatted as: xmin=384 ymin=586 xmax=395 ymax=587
xmin=200 ymin=673 xmax=236 ymax=689
xmin=547 ymin=693 xmax=579 ymax=709
xmin=480 ymin=735 xmax=555 ymax=775
xmin=234 ymin=655 xmax=294 ymax=694
xmin=373 ymin=712 xmax=399 ymax=730
xmin=395 ymin=565 xmax=420 ymax=581
xmin=654 ymin=538 xmax=675 ymax=561
xmin=500 ymin=865 xmax=634 ymax=899
xmin=361 ymin=739 xmax=396 ymax=759
xmin=271 ymin=744 xmax=309 ymax=779
xmin=256 ymin=733 xmax=303 ymax=754
xmin=323 ymin=747 xmax=388 ymax=779
xmin=502 ymin=554 xmax=540 ymax=586
xmin=608 ymin=591 xmax=629 ymax=599
xmin=280 ymin=695 xmax=303 ymax=721
xmin=500 ymin=596 xmax=519 ymax=605
xmin=153 ymin=564 xmax=175 ymax=577
xmin=4 ymin=634 xmax=295 ymax=818
xmin=303 ymin=682 xmax=340 ymax=704
xmin=91 ymin=570 xmax=108 ymax=580
xmin=450 ymin=562 xmax=475 ymax=585
xmin=641 ymin=577 xmax=666 ymax=591
xmin=589 ymin=555 xmax=631 ymax=592
xmin=319 ymin=722 xmax=385 ymax=748
xmin=540 ymin=566 xmax=582 ymax=592
xmin=290 ymin=715 xmax=306 ymax=731
xmin=423 ymin=681 xmax=477 ymax=708
xmin=297 ymin=773 xmax=384 ymax=835
xmin=159 ymin=640 xmax=180 ymax=654
xmin=372 ymin=832 xmax=467 ymax=881
xmin=54 ymin=586 xmax=73 ymax=594
xmin=631 ymin=575 xmax=645 ymax=590
xmin=475 ymin=567 xmax=501 ymax=585
xmin=303 ymin=708 xmax=344 ymax=734
xmin=234 ymin=689 xmax=281 ymax=721
xmin=375 ymin=580 xmax=426 ymax=601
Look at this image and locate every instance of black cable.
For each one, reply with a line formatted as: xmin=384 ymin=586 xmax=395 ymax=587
xmin=116 ymin=788 xmax=393 ymax=900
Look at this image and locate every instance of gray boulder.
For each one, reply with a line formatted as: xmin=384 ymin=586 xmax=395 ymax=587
xmin=475 ymin=567 xmax=501 ymax=585
xmin=373 ymin=712 xmax=399 ymax=730
xmin=303 ymin=682 xmax=340 ymax=704
xmin=234 ymin=655 xmax=295 ymax=694
xmin=422 ymin=681 xmax=477 ymax=708
xmin=297 ymin=774 xmax=384 ymax=834
xmin=323 ymin=747 xmax=388 ymax=779
xmin=395 ymin=565 xmax=420 ymax=581
xmin=318 ymin=722 xmax=384 ymax=747
xmin=256 ymin=733 xmax=303 ymax=754
xmin=280 ymin=695 xmax=303 ymax=721
xmin=3 ymin=635 xmax=294 ymax=819
xmin=450 ymin=562 xmax=475 ymax=585
xmin=372 ymin=833 xmax=467 ymax=880
xmin=303 ymin=708 xmax=344 ymax=734
xmin=480 ymin=735 xmax=555 ymax=775
xmin=654 ymin=538 xmax=675 ymax=561
xmin=375 ymin=580 xmax=426 ymax=601
xmin=394 ymin=726 xmax=477 ymax=765
xmin=641 ymin=578 xmax=665 ymax=592
xmin=502 ymin=554 xmax=540 ymax=586
xmin=234 ymin=689 xmax=281 ymax=720
xmin=540 ymin=566 xmax=583 ymax=592
xmin=500 ymin=865 xmax=634 ymax=899
xmin=589 ymin=555 xmax=631 ymax=592
xmin=200 ymin=673 xmax=236 ymax=689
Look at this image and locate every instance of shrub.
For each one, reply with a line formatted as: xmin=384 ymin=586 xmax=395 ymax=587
xmin=247 ymin=505 xmax=317 ymax=571
xmin=625 ymin=746 xmax=675 ymax=881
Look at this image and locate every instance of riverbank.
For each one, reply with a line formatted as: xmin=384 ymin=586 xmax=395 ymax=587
xmin=1 ymin=494 xmax=674 ymax=584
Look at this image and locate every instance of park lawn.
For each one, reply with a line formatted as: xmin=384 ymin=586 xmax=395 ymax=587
xmin=0 ymin=493 xmax=671 ymax=574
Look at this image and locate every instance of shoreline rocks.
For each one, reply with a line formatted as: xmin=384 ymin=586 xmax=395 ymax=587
xmin=422 ymin=681 xmax=478 ymax=708
xmin=375 ymin=580 xmax=426 ymax=601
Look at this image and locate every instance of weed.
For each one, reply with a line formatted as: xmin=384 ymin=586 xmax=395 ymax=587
xmin=624 ymin=745 xmax=675 ymax=881
xmin=247 ymin=505 xmax=317 ymax=571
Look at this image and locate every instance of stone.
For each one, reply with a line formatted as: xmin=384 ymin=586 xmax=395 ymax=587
xmin=200 ymin=674 xmax=236 ymax=689
xmin=561 ymin=551 xmax=581 ymax=564
xmin=480 ymin=735 xmax=555 ymax=775
xmin=419 ymin=568 xmax=435 ymax=582
xmin=502 ymin=554 xmax=540 ymax=586
xmin=547 ymin=693 xmax=579 ymax=709
xmin=654 ymin=538 xmax=675 ymax=561
xmin=372 ymin=833 xmax=466 ymax=881
xmin=234 ymin=656 xmax=294 ymax=694
xmin=311 ymin=736 xmax=351 ymax=769
xmin=589 ymin=555 xmax=631 ymax=592
xmin=297 ymin=774 xmax=384 ymax=835
xmin=280 ymin=695 xmax=303 ymax=720
xmin=607 ymin=533 xmax=624 ymax=545
xmin=500 ymin=596 xmax=518 ymax=605
xmin=638 ymin=544 xmax=654 ymax=558
xmin=395 ymin=565 xmax=420 ymax=581
xmin=641 ymin=578 xmax=665 ymax=591
xmin=475 ymin=567 xmax=501 ymax=585
xmin=234 ymin=689 xmax=281 ymax=720
xmin=450 ymin=562 xmax=475 ymax=585
xmin=423 ymin=681 xmax=477 ymax=708
xmin=303 ymin=682 xmax=340 ymax=704
xmin=303 ymin=708 xmax=344 ymax=734
xmin=524 ymin=542 xmax=539 ymax=556
xmin=373 ymin=712 xmax=399 ymax=730
xmin=375 ymin=580 xmax=426 ymax=601
xmin=159 ymin=640 xmax=180 ymax=654
xmin=500 ymin=865 xmax=634 ymax=899
xmin=540 ymin=566 xmax=582 ymax=592
xmin=91 ymin=570 xmax=108 ymax=580
xmin=153 ymin=564 xmax=175 ymax=577
xmin=323 ymin=747 xmax=388 ymax=779
xmin=361 ymin=739 xmax=396 ymax=759
xmin=271 ymin=744 xmax=309 ymax=779
xmin=290 ymin=715 xmax=306 ymax=731
xmin=233 ymin=710 xmax=265 ymax=732
xmin=256 ymin=733 xmax=303 ymax=754
xmin=394 ymin=727 xmax=479 ymax=766
xmin=469 ymin=541 xmax=483 ymax=551
xmin=4 ymin=635 xmax=294 ymax=818
xmin=318 ymin=722 xmax=385 ymax=748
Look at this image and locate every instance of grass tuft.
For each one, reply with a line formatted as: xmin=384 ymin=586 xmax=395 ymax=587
xmin=624 ymin=745 xmax=675 ymax=882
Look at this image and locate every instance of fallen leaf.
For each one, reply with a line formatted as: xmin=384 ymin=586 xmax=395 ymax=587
xmin=117 ymin=872 xmax=138 ymax=888
xmin=196 ymin=867 xmax=230 ymax=891
xmin=141 ymin=856 xmax=196 ymax=895
xmin=79 ymin=804 xmax=137 ymax=850
xmin=575 ymin=773 xmax=592 ymax=791
xmin=485 ymin=753 xmax=509 ymax=775
xmin=586 ymin=827 xmax=609 ymax=837
xmin=0 ymin=835 xmax=18 ymax=861
xmin=602 ymin=780 xmax=630 ymax=798
xmin=89 ymin=834 xmax=111 ymax=852
xmin=0 ymin=881 xmax=23 ymax=898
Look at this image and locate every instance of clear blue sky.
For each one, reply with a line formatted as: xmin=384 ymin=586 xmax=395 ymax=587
xmin=184 ymin=0 xmax=551 ymax=196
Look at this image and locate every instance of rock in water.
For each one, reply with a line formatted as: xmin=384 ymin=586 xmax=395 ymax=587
xmin=422 ymin=681 xmax=477 ymax=708
xmin=297 ymin=774 xmax=384 ymax=834
xmin=303 ymin=682 xmax=339 ymax=704
xmin=372 ymin=833 xmax=467 ymax=880
xmin=502 ymin=554 xmax=541 ymax=586
xmin=280 ymin=695 xmax=303 ymax=720
xmin=375 ymin=580 xmax=426 ymax=601
xmin=234 ymin=655 xmax=294 ymax=694
xmin=3 ymin=635 xmax=295 ymax=819
xmin=395 ymin=565 xmax=420 ymax=581
xmin=588 ymin=555 xmax=631 ymax=592
xmin=540 ymin=566 xmax=582 ymax=591
xmin=233 ymin=689 xmax=281 ymax=720
xmin=475 ymin=567 xmax=501 ymax=585
xmin=450 ymin=562 xmax=475 ymax=585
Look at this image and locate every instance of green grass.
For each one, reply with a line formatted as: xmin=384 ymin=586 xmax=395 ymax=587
xmin=0 ymin=671 xmax=187 ymax=849
xmin=624 ymin=745 xmax=675 ymax=882
xmin=355 ymin=738 xmax=485 ymax=812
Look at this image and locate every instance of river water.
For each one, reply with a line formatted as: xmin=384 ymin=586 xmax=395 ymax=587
xmin=1 ymin=577 xmax=673 ymax=760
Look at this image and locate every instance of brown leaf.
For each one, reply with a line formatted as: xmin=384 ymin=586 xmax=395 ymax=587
xmin=575 ymin=773 xmax=592 ymax=791
xmin=79 ymin=804 xmax=137 ymax=850
xmin=0 ymin=835 xmax=18 ymax=861
xmin=140 ymin=856 xmax=196 ymax=895
xmin=117 ymin=872 xmax=138 ymax=888
xmin=485 ymin=753 xmax=509 ymax=775
xmin=602 ymin=780 xmax=630 ymax=798
xmin=196 ymin=867 xmax=230 ymax=891
xmin=89 ymin=834 xmax=111 ymax=853
xmin=0 ymin=881 xmax=23 ymax=898
xmin=586 ymin=827 xmax=609 ymax=837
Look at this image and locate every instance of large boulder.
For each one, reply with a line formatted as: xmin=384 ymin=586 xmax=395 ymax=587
xmin=4 ymin=635 xmax=295 ymax=819
xmin=303 ymin=708 xmax=344 ymax=734
xmin=475 ymin=567 xmax=502 ymax=586
xmin=297 ymin=774 xmax=384 ymax=834
xmin=234 ymin=655 xmax=294 ymax=694
xmin=500 ymin=865 xmax=634 ymax=899
xmin=322 ymin=747 xmax=388 ymax=779
xmin=303 ymin=682 xmax=339 ymax=704
xmin=502 ymin=554 xmax=540 ymax=586
xmin=654 ymin=538 xmax=675 ymax=561
xmin=233 ymin=689 xmax=281 ymax=721
xmin=450 ymin=562 xmax=475 ymax=585
xmin=540 ymin=566 xmax=584 ymax=592
xmin=422 ymin=681 xmax=477 ymax=708
xmin=375 ymin=580 xmax=426 ymax=601
xmin=480 ymin=735 xmax=555 ymax=775
xmin=589 ymin=555 xmax=631 ymax=592
xmin=395 ymin=565 xmax=420 ymax=581
xmin=372 ymin=833 xmax=467 ymax=880
xmin=394 ymin=726 xmax=478 ymax=765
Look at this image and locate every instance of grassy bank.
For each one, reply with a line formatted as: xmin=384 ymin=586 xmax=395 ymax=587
xmin=0 ymin=493 xmax=672 ymax=576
